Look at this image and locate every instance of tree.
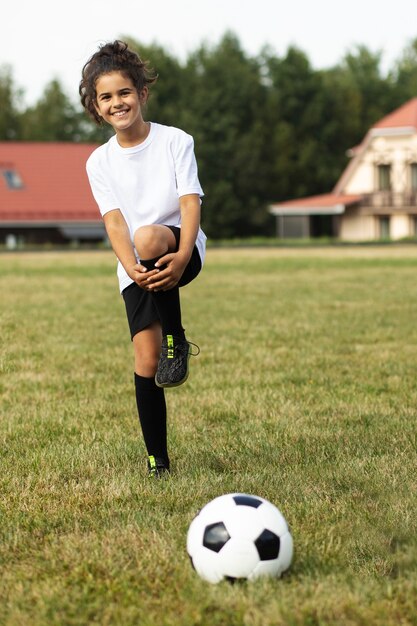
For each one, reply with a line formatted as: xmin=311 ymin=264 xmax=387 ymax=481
xmin=340 ymin=45 xmax=397 ymax=129
xmin=313 ymin=67 xmax=363 ymax=185
xmin=262 ymin=45 xmax=397 ymax=203
xmin=0 ymin=65 xmax=22 ymax=140
xmin=19 ymin=79 xmax=85 ymax=141
xmin=390 ymin=38 xmax=417 ymax=105
xmin=123 ymin=36 xmax=188 ymax=128
xmin=262 ymin=46 xmax=329 ymax=200
xmin=180 ymin=32 xmax=271 ymax=237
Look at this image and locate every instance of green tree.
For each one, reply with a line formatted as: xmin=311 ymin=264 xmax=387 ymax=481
xmin=262 ymin=46 xmax=330 ymax=200
xmin=340 ymin=45 xmax=397 ymax=129
xmin=313 ymin=67 xmax=363 ymax=185
xmin=123 ymin=36 xmax=187 ymax=127
xmin=390 ymin=38 xmax=417 ymax=105
xmin=262 ymin=44 xmax=396 ymax=203
xmin=0 ymin=65 xmax=22 ymax=140
xmin=180 ymin=32 xmax=271 ymax=237
xmin=20 ymin=79 xmax=85 ymax=141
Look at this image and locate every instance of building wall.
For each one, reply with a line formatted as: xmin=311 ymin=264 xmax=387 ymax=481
xmin=339 ymin=212 xmax=414 ymax=241
xmin=339 ymin=214 xmax=375 ymax=240
xmin=390 ymin=214 xmax=411 ymax=239
xmin=343 ymin=133 xmax=417 ymax=195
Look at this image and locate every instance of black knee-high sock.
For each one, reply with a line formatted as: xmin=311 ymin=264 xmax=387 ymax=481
xmin=134 ymin=373 xmax=169 ymax=466
xmin=141 ymin=254 xmax=185 ymax=339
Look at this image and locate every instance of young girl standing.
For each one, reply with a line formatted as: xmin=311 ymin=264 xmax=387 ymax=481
xmin=80 ymin=40 xmax=206 ymax=477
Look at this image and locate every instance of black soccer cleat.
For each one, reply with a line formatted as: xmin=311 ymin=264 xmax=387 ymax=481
xmin=147 ymin=455 xmax=170 ymax=478
xmin=155 ymin=335 xmax=200 ymax=388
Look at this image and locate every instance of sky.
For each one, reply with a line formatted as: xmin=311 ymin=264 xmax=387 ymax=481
xmin=2 ymin=0 xmax=417 ymax=106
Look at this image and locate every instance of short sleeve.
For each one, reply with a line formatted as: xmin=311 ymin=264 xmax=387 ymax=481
xmin=86 ymin=154 xmax=120 ymax=217
xmin=171 ymin=132 xmax=204 ymax=199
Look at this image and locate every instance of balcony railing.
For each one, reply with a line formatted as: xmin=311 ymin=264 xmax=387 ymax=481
xmin=362 ymin=191 xmax=417 ymax=208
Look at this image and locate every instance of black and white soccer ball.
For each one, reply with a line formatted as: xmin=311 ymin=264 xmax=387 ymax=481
xmin=186 ymin=493 xmax=293 ymax=583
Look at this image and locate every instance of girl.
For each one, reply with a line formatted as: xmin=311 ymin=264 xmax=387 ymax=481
xmin=79 ymin=40 xmax=206 ymax=477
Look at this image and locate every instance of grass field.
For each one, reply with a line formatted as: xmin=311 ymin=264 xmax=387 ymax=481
xmin=1 ymin=246 xmax=416 ymax=626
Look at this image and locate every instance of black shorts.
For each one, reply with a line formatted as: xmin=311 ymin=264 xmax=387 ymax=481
xmin=122 ymin=225 xmax=202 ymax=339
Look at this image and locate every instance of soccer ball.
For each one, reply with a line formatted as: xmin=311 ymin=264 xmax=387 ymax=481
xmin=186 ymin=493 xmax=293 ymax=583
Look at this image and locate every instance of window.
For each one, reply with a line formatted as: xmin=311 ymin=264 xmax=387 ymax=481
xmin=1 ymin=169 xmax=24 ymax=189
xmin=379 ymin=216 xmax=390 ymax=239
xmin=377 ymin=164 xmax=391 ymax=191
xmin=411 ymin=163 xmax=417 ymax=192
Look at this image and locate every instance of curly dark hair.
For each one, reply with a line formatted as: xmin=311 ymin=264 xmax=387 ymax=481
xmin=79 ymin=40 xmax=157 ymax=125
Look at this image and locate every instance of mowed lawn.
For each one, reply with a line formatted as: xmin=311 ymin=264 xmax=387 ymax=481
xmin=1 ymin=246 xmax=416 ymax=626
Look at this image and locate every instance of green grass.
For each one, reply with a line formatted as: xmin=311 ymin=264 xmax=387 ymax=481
xmin=1 ymin=247 xmax=416 ymax=626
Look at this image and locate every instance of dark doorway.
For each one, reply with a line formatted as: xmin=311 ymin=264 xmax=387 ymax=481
xmin=310 ymin=215 xmax=334 ymax=237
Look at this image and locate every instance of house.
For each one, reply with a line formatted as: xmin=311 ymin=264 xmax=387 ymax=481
xmin=0 ymin=142 xmax=104 ymax=246
xmin=269 ymin=98 xmax=417 ymax=240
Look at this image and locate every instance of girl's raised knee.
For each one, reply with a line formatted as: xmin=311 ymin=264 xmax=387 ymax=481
xmin=134 ymin=225 xmax=168 ymax=259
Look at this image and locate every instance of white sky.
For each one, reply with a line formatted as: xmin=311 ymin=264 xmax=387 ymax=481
xmin=2 ymin=0 xmax=417 ymax=106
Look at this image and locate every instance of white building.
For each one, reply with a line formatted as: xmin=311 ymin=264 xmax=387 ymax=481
xmin=269 ymin=98 xmax=417 ymax=241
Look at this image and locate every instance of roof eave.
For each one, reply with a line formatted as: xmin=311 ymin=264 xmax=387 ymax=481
xmin=269 ymin=204 xmax=346 ymax=216
xmin=370 ymin=126 xmax=416 ymax=136
xmin=0 ymin=219 xmax=103 ymax=227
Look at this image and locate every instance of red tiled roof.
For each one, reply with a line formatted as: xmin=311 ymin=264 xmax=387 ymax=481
xmin=0 ymin=142 xmax=99 ymax=222
xmin=373 ymin=97 xmax=417 ymax=130
xmin=270 ymin=193 xmax=362 ymax=213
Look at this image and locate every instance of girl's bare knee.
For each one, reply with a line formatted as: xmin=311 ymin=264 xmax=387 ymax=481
xmin=134 ymin=225 xmax=166 ymax=259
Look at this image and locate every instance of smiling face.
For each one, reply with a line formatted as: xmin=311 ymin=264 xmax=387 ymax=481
xmin=94 ymin=71 xmax=148 ymax=142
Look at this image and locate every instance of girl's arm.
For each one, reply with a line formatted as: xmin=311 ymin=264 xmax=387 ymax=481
xmin=172 ymin=193 xmax=201 ymax=264
xmin=103 ymin=209 xmax=158 ymax=286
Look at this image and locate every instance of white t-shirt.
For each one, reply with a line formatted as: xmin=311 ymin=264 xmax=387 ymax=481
xmin=86 ymin=122 xmax=206 ymax=293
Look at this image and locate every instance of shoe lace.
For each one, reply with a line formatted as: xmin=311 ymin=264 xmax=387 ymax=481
xmin=188 ymin=341 xmax=200 ymax=357
xmin=162 ymin=336 xmax=200 ymax=358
